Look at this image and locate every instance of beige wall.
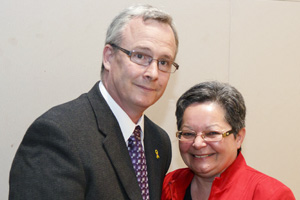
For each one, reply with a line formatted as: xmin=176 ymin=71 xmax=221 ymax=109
xmin=1 ymin=0 xmax=299 ymax=198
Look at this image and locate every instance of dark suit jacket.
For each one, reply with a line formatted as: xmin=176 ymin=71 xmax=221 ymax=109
xmin=9 ymin=82 xmax=172 ymax=200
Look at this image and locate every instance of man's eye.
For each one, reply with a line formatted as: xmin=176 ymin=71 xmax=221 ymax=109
xmin=159 ymin=60 xmax=167 ymax=66
xmin=158 ymin=60 xmax=171 ymax=66
xmin=135 ymin=53 xmax=145 ymax=59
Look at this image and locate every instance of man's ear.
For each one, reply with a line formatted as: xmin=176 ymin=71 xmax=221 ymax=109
xmin=236 ymin=128 xmax=246 ymax=149
xmin=102 ymin=44 xmax=114 ymax=71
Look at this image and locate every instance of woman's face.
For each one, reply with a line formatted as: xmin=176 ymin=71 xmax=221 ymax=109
xmin=179 ymin=101 xmax=244 ymax=179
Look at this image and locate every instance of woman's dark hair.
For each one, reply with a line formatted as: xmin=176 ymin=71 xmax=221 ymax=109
xmin=176 ymin=81 xmax=246 ymax=137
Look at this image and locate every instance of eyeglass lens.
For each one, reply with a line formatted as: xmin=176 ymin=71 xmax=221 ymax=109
xmin=130 ymin=52 xmax=175 ymax=73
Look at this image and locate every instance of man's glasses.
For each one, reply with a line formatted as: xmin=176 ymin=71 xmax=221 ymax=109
xmin=176 ymin=129 xmax=234 ymax=142
xmin=110 ymin=43 xmax=179 ymax=73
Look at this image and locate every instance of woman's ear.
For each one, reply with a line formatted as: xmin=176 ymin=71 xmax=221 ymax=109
xmin=236 ymin=128 xmax=246 ymax=149
xmin=102 ymin=44 xmax=114 ymax=71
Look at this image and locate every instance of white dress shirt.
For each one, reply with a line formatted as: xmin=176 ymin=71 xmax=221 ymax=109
xmin=99 ymin=81 xmax=145 ymax=147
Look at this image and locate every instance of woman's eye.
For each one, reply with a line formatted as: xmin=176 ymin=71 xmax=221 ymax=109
xmin=205 ymin=132 xmax=220 ymax=137
xmin=182 ymin=132 xmax=195 ymax=137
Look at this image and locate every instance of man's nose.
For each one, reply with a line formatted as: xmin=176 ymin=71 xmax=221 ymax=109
xmin=144 ymin=60 xmax=159 ymax=80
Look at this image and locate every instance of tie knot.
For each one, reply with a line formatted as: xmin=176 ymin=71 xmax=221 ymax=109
xmin=133 ymin=125 xmax=141 ymax=139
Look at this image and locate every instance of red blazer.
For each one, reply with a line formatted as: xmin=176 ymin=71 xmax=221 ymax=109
xmin=162 ymin=153 xmax=295 ymax=200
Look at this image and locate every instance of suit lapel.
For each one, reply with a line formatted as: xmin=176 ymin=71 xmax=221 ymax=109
xmin=87 ymin=82 xmax=142 ymax=200
xmin=144 ymin=117 xmax=164 ymax=200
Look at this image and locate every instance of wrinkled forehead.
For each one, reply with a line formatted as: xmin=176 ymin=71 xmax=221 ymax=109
xmin=121 ymin=18 xmax=177 ymax=54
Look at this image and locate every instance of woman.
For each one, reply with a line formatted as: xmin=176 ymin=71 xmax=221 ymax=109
xmin=161 ymin=81 xmax=295 ymax=200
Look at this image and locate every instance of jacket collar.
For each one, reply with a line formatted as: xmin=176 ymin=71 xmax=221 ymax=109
xmin=167 ymin=168 xmax=194 ymax=199
xmin=165 ymin=154 xmax=246 ymax=199
xmin=87 ymin=82 xmax=143 ymax=200
xmin=212 ymin=153 xmax=246 ymax=190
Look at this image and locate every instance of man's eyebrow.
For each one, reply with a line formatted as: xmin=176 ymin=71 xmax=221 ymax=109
xmin=159 ymin=55 xmax=173 ymax=60
xmin=133 ymin=46 xmax=151 ymax=52
xmin=133 ymin=46 xmax=174 ymax=60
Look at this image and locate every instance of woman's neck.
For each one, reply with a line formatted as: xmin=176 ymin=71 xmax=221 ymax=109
xmin=191 ymin=174 xmax=219 ymax=200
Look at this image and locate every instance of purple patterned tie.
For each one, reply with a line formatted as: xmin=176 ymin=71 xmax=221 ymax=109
xmin=128 ymin=126 xmax=150 ymax=200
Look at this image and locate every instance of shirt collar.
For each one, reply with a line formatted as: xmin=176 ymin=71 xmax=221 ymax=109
xmin=99 ymin=81 xmax=145 ymax=145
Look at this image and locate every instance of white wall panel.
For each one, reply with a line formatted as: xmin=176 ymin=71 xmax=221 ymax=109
xmin=1 ymin=0 xmax=299 ymax=198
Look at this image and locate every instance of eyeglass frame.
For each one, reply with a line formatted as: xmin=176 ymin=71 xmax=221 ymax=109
xmin=110 ymin=43 xmax=179 ymax=73
xmin=176 ymin=129 xmax=234 ymax=142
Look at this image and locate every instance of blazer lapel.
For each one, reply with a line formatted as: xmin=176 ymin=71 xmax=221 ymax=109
xmin=144 ymin=118 xmax=166 ymax=200
xmin=87 ymin=82 xmax=142 ymax=200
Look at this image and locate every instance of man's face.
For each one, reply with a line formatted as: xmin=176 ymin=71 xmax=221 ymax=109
xmin=103 ymin=17 xmax=177 ymax=121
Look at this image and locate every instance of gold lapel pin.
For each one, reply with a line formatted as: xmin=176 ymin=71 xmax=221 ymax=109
xmin=155 ymin=149 xmax=160 ymax=159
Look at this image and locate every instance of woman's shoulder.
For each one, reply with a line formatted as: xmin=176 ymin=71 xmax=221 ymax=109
xmin=239 ymin=160 xmax=295 ymax=199
xmin=249 ymin=169 xmax=295 ymax=199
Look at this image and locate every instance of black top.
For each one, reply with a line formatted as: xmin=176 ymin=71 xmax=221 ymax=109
xmin=184 ymin=183 xmax=192 ymax=200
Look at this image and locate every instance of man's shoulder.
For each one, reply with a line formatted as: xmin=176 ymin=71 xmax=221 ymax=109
xmin=37 ymin=82 xmax=101 ymax=123
xmin=40 ymin=93 xmax=89 ymax=120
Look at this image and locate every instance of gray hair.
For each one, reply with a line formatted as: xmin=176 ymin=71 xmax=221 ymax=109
xmin=101 ymin=4 xmax=178 ymax=77
xmin=176 ymin=81 xmax=246 ymax=136
xmin=105 ymin=4 xmax=178 ymax=52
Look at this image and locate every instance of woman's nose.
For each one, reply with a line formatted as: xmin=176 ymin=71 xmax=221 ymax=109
xmin=192 ymin=135 xmax=207 ymax=149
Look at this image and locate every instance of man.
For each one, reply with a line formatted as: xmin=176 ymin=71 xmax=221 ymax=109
xmin=9 ymin=4 xmax=179 ymax=200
